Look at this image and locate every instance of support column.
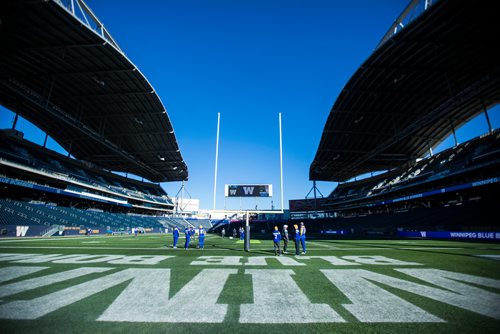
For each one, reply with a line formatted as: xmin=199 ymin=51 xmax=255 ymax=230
xmin=12 ymin=113 xmax=19 ymax=130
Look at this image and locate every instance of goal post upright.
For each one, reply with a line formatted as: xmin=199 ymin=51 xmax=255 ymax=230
xmin=213 ymin=112 xmax=221 ymax=211
xmin=212 ymin=112 xmax=284 ymax=252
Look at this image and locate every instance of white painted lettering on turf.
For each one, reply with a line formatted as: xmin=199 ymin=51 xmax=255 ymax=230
xmin=397 ymin=269 xmax=500 ymax=319
xmin=0 ymin=253 xmax=174 ymax=265
xmin=13 ymin=254 xmax=90 ymax=263
xmin=341 ymin=255 xmax=421 ymax=266
xmin=245 ymin=256 xmax=305 ymax=266
xmin=301 ymin=256 xmax=359 ymax=266
xmin=52 ymin=255 xmax=125 ymax=264
xmin=191 ymin=256 xmax=243 ymax=266
xmin=0 ymin=267 xmax=112 ymax=299
xmin=0 ymin=254 xmax=41 ymax=262
xmin=0 ymin=268 xmax=144 ymax=319
xmin=240 ymin=269 xmax=344 ymax=323
xmin=107 ymin=255 xmax=174 ymax=265
xmin=0 ymin=266 xmax=48 ymax=283
xmin=321 ymin=269 xmax=443 ymax=322
xmin=98 ymin=268 xmax=237 ymax=323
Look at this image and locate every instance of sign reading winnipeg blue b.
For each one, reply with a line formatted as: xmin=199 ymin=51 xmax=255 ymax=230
xmin=225 ymin=184 xmax=272 ymax=197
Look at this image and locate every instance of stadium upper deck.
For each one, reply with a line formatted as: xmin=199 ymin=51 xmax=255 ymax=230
xmin=0 ymin=0 xmax=187 ymax=182
xmin=310 ymin=0 xmax=500 ymax=182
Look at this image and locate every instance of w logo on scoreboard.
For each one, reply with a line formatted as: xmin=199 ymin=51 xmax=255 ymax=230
xmin=225 ymin=185 xmax=272 ymax=197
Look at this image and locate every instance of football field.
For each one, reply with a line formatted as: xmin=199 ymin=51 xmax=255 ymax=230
xmin=0 ymin=234 xmax=499 ymax=333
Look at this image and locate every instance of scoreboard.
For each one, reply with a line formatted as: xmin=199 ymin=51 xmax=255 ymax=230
xmin=225 ymin=184 xmax=272 ymax=197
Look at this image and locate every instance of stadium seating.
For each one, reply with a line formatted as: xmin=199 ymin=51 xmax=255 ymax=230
xmin=326 ymin=130 xmax=500 ymax=209
xmin=0 ymin=133 xmax=174 ymax=210
xmin=0 ymin=198 xmax=167 ymax=236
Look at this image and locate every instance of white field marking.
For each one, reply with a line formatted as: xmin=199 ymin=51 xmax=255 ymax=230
xmin=80 ymin=241 xmax=105 ymax=244
xmin=321 ymin=269 xmax=443 ymax=323
xmin=398 ymin=247 xmax=463 ymax=250
xmin=0 ymin=266 xmax=48 ymax=283
xmin=191 ymin=256 xmax=243 ymax=266
xmin=0 ymin=236 xmax=107 ymax=243
xmin=301 ymin=256 xmax=360 ymax=266
xmin=304 ymin=241 xmax=339 ymax=249
xmin=244 ymin=256 xmax=305 ymax=266
xmin=240 ymin=269 xmax=344 ymax=323
xmin=475 ymin=255 xmax=500 ymax=261
xmin=13 ymin=254 xmax=90 ymax=263
xmin=0 ymin=267 xmax=112 ymax=298
xmin=398 ymin=269 xmax=500 ymax=319
xmin=1 ymin=253 xmax=173 ymax=265
xmin=107 ymin=255 xmax=174 ymax=265
xmin=0 ymin=246 xmax=168 ymax=251
xmin=0 ymin=253 xmax=39 ymax=262
xmin=0 ymin=268 xmax=141 ymax=319
xmin=51 ymin=255 xmax=126 ymax=264
xmin=0 ymin=245 xmax=383 ymax=251
xmin=341 ymin=256 xmax=421 ymax=266
xmin=0 ymin=246 xmax=465 ymax=253
xmin=98 ymin=269 xmax=237 ymax=323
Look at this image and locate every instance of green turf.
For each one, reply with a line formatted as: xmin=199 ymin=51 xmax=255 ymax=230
xmin=0 ymin=234 xmax=499 ymax=333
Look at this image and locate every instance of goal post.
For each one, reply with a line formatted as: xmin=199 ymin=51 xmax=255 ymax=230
xmin=211 ymin=113 xmax=285 ymax=251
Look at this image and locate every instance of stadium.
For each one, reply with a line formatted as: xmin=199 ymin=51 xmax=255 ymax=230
xmin=0 ymin=0 xmax=499 ymax=333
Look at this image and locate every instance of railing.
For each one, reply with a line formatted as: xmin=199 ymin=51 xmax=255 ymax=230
xmin=54 ymin=0 xmax=122 ymax=52
xmin=376 ymin=0 xmax=437 ymax=49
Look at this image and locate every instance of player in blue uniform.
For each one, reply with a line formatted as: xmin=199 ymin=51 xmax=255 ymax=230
xmin=272 ymin=226 xmax=282 ymax=256
xmin=184 ymin=226 xmax=191 ymax=249
xmin=198 ymin=225 xmax=205 ymax=249
xmin=172 ymin=226 xmax=179 ymax=248
xmin=192 ymin=226 xmax=198 ymax=241
xmin=300 ymin=222 xmax=307 ymax=254
xmin=294 ymin=224 xmax=300 ymax=256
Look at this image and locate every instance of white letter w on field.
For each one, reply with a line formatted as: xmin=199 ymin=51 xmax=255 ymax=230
xmin=0 ymin=268 xmax=236 ymax=322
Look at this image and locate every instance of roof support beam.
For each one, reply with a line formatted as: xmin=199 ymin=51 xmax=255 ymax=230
xmin=54 ymin=90 xmax=154 ymax=100
xmin=337 ymin=73 xmax=500 ymax=176
xmin=1 ymin=77 xmax=163 ymax=181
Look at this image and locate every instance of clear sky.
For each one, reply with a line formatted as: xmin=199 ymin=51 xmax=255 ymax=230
xmin=1 ymin=0 xmax=498 ymax=210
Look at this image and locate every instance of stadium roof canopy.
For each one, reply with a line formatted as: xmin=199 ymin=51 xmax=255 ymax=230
xmin=310 ymin=0 xmax=500 ymax=182
xmin=0 ymin=0 xmax=187 ymax=182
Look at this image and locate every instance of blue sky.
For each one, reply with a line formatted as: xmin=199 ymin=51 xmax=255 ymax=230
xmin=1 ymin=0 xmax=498 ymax=210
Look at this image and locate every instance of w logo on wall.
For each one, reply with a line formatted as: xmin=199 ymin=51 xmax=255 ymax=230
xmin=16 ymin=226 xmax=29 ymax=237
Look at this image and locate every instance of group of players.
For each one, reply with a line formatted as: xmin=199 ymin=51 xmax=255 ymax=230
xmin=171 ymin=225 xmax=206 ymax=250
xmin=168 ymin=222 xmax=306 ymax=255
xmin=272 ymin=222 xmax=307 ymax=256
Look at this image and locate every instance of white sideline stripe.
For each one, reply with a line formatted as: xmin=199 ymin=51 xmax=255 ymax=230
xmin=0 ymin=236 xmax=106 ymax=243
xmin=0 ymin=266 xmax=48 ymax=283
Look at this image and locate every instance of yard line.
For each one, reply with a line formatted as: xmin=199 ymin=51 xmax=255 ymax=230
xmin=0 ymin=236 xmax=106 ymax=243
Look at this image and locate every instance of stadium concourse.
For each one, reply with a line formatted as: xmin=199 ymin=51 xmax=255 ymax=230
xmin=290 ymin=0 xmax=500 ymax=242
